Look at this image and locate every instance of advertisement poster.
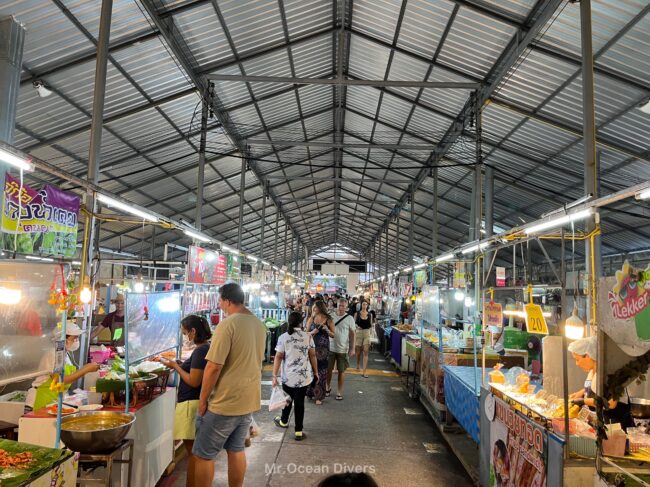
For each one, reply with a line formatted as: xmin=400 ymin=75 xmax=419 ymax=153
xmin=414 ymin=269 xmax=427 ymax=288
xmin=454 ymin=262 xmax=466 ymax=288
xmin=598 ymin=260 xmax=650 ymax=356
xmin=1 ymin=174 xmax=80 ymax=257
xmin=496 ymin=267 xmax=506 ymax=287
xmin=226 ymin=254 xmax=240 ymax=282
xmin=490 ymin=396 xmax=547 ymax=487
xmin=309 ymin=276 xmax=346 ymax=293
xmin=187 ymin=246 xmax=226 ymax=285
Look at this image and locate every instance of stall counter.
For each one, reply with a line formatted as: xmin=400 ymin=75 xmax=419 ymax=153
xmin=18 ymin=388 xmax=175 ymax=487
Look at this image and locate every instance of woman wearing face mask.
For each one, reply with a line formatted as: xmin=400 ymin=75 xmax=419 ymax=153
xmin=159 ymin=315 xmax=211 ymax=487
xmin=29 ymin=322 xmax=100 ymax=411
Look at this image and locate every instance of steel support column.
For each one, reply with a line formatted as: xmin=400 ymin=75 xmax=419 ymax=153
xmin=0 ymin=17 xmax=25 ymax=146
xmin=195 ymin=84 xmax=210 ymax=230
xmin=80 ymin=0 xmax=112 ymax=371
xmin=483 ymin=164 xmax=494 ymax=284
xmin=237 ymin=155 xmax=246 ymax=250
xmin=385 ymin=225 xmax=389 ymax=283
xmin=409 ymin=189 xmax=415 ymax=266
xmin=432 ymin=168 xmax=439 ymax=280
xmin=259 ymin=182 xmax=267 ymax=262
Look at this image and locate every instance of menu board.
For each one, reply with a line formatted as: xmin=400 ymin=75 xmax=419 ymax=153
xmin=125 ymin=291 xmax=181 ymax=363
xmin=0 ymin=261 xmax=64 ymax=385
xmin=188 ymin=246 xmax=226 ymax=285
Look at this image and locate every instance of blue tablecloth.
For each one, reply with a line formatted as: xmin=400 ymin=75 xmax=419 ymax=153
xmin=443 ymin=365 xmax=489 ymax=444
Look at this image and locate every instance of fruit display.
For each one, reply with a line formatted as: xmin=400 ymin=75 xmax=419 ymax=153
xmin=393 ymin=324 xmax=413 ymax=333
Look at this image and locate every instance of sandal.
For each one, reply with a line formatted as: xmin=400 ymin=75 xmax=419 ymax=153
xmin=363 ymin=374 xmax=369 ymax=378
xmin=325 ymin=388 xmax=331 ymax=397
xmin=335 ymin=395 xmax=344 ymax=401
xmin=315 ymin=400 xmax=323 ymax=405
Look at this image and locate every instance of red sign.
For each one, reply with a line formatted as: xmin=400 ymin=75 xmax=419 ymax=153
xmin=496 ymin=267 xmax=506 ymax=287
xmin=188 ymin=246 xmax=226 ymax=285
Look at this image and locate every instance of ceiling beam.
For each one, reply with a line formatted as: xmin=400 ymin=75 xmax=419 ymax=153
xmin=209 ymin=74 xmax=480 ymax=89
xmin=245 ymin=139 xmax=436 ymax=149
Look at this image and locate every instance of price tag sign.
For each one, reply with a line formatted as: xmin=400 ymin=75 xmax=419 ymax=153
xmin=483 ymin=302 xmax=503 ymax=328
xmin=53 ymin=340 xmax=65 ymax=374
xmin=525 ymin=303 xmax=549 ymax=335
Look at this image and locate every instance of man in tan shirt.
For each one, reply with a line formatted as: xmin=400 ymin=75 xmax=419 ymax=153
xmin=193 ymin=283 xmax=267 ymax=487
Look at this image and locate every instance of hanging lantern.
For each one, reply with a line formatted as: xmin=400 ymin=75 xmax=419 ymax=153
xmin=565 ymin=307 xmax=585 ymax=340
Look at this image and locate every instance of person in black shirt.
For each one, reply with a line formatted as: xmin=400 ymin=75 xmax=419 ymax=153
xmin=160 ymin=315 xmax=211 ymax=487
xmin=354 ymin=301 xmax=374 ymax=378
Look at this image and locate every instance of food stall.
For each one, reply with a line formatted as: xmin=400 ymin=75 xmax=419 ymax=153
xmin=18 ymin=291 xmax=181 ymax=487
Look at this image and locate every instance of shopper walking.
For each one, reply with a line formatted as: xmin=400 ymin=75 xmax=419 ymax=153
xmin=354 ymin=300 xmax=373 ymax=378
xmin=327 ymin=299 xmax=356 ymax=401
xmin=160 ymin=315 xmax=211 ymax=487
xmin=193 ymin=283 xmax=266 ymax=487
xmin=306 ymin=301 xmax=334 ymax=405
xmin=272 ymin=311 xmax=319 ymax=440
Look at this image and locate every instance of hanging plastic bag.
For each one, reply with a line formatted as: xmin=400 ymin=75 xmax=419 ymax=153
xmin=370 ymin=325 xmax=379 ymax=344
xmin=269 ymin=386 xmax=291 ymax=411
xmin=250 ymin=417 xmax=260 ymax=438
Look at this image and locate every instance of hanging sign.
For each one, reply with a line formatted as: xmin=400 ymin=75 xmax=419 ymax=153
xmin=496 ymin=267 xmax=506 ymax=287
xmin=524 ymin=303 xmax=549 ymax=335
xmin=453 ymin=262 xmax=466 ymax=288
xmin=598 ymin=260 xmax=650 ymax=356
xmin=1 ymin=174 xmax=80 ymax=257
xmin=226 ymin=254 xmax=241 ymax=282
xmin=489 ymin=395 xmax=548 ymax=487
xmin=188 ymin=246 xmax=226 ymax=285
xmin=414 ymin=270 xmax=427 ymax=288
xmin=483 ymin=301 xmax=503 ymax=329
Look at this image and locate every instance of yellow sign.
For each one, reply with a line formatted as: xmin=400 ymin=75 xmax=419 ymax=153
xmin=483 ymin=302 xmax=503 ymax=328
xmin=525 ymin=303 xmax=549 ymax=335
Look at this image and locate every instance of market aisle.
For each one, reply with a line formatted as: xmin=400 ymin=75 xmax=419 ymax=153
xmin=162 ymin=351 xmax=471 ymax=487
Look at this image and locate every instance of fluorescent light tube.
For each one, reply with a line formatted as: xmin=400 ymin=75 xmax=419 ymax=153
xmin=262 ymin=261 xmax=270 ymax=266
xmin=525 ymin=209 xmax=592 ymax=235
xmin=436 ymin=253 xmax=454 ymax=263
xmin=97 ymin=194 xmax=158 ymax=222
xmin=413 ymin=263 xmax=427 ymax=269
xmin=636 ymin=188 xmax=650 ymax=200
xmin=184 ymin=228 xmax=211 ymax=243
xmin=247 ymin=255 xmax=258 ymax=262
xmin=462 ymin=242 xmax=489 ymax=254
xmin=0 ymin=147 xmax=34 ymax=171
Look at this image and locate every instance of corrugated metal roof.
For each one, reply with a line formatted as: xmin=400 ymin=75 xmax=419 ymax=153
xmin=4 ymin=0 xmax=648 ymax=265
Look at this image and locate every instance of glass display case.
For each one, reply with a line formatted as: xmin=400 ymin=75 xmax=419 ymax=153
xmin=0 ymin=261 xmax=66 ymax=385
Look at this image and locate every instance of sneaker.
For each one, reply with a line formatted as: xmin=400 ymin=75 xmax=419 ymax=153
xmin=274 ymin=417 xmax=288 ymax=428
xmin=295 ymin=432 xmax=306 ymax=441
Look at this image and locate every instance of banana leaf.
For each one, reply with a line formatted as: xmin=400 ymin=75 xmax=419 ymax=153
xmin=0 ymin=439 xmax=72 ymax=487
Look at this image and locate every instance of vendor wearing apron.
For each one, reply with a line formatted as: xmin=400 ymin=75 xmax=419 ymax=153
xmin=30 ymin=323 xmax=100 ymax=411
xmin=569 ymin=335 xmax=635 ymax=430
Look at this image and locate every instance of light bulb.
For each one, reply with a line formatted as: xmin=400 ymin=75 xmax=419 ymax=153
xmin=0 ymin=287 xmax=22 ymax=305
xmin=80 ymin=287 xmax=92 ymax=304
xmin=134 ymin=281 xmax=145 ymax=293
xmin=565 ymin=307 xmax=585 ymax=340
xmin=454 ymin=290 xmax=465 ymax=301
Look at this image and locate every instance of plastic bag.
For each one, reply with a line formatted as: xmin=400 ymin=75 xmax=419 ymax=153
xmin=269 ymin=386 xmax=290 ymax=411
xmin=250 ymin=418 xmax=260 ymax=438
xmin=370 ymin=325 xmax=379 ymax=344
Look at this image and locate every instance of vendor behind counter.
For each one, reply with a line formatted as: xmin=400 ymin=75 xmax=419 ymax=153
xmin=568 ymin=335 xmax=635 ymax=430
xmin=90 ymin=293 xmax=125 ymax=347
xmin=27 ymin=322 xmax=100 ymax=411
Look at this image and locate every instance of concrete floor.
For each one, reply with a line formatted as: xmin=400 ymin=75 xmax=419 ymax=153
xmin=160 ymin=351 xmax=471 ymax=487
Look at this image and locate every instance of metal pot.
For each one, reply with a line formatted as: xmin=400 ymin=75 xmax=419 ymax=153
xmin=59 ymin=411 xmax=135 ymax=453
xmin=630 ymin=397 xmax=650 ymax=419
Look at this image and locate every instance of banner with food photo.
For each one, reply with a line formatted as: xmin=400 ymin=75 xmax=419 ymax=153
xmin=490 ymin=396 xmax=547 ymax=487
xmin=1 ymin=174 xmax=80 ymax=257
xmin=598 ymin=260 xmax=650 ymax=356
xmin=187 ymin=246 xmax=227 ymax=285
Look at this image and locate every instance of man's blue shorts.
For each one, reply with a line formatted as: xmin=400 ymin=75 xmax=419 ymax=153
xmin=192 ymin=410 xmax=252 ymax=460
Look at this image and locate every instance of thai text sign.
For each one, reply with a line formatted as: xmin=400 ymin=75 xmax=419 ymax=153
xmin=490 ymin=396 xmax=547 ymax=487
xmin=483 ymin=302 xmax=503 ymax=328
xmin=1 ymin=174 xmax=80 ymax=257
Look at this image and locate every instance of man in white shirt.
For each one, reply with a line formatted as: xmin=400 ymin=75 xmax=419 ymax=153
xmin=327 ymin=298 xmax=356 ymax=400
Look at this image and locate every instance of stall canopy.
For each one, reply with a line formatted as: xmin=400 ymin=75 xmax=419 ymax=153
xmin=3 ymin=0 xmax=648 ymax=272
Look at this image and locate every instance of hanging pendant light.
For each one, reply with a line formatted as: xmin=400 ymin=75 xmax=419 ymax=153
xmin=565 ymin=306 xmax=585 ymax=340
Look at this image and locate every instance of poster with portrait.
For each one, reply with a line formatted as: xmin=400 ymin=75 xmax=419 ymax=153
xmin=490 ymin=396 xmax=547 ymax=487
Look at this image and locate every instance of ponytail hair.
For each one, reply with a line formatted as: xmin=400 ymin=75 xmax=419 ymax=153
xmin=181 ymin=315 xmax=212 ymax=343
xmin=287 ymin=311 xmax=303 ymax=335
